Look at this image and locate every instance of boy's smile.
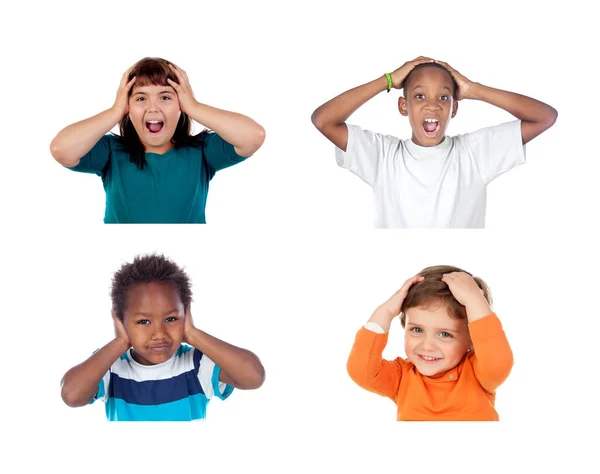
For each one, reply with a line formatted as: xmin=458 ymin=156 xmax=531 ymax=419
xmin=122 ymin=281 xmax=185 ymax=365
xmin=403 ymin=304 xmax=471 ymax=376
xmin=129 ymin=84 xmax=181 ymax=155
xmin=399 ymin=66 xmax=458 ymax=147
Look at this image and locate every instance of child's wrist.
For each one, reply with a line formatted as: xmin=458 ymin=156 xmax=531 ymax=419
xmin=465 ymin=82 xmax=483 ymax=100
xmin=465 ymin=298 xmax=492 ymax=321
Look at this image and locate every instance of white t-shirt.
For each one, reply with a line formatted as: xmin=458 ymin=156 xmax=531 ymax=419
xmin=335 ymin=120 xmax=526 ymax=228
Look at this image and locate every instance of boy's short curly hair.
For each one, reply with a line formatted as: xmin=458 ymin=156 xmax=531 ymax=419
xmin=399 ymin=265 xmax=492 ymax=328
xmin=111 ymin=254 xmax=193 ymax=321
xmin=402 ymin=63 xmax=458 ymax=99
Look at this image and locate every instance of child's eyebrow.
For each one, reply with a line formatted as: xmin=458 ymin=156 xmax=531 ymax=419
xmin=133 ymin=309 xmax=180 ymax=317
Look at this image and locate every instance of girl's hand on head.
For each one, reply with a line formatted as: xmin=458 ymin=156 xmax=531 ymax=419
xmin=112 ymin=313 xmax=131 ymax=348
xmin=433 ymin=60 xmax=474 ymax=101
xmin=390 ymin=56 xmax=435 ymax=89
xmin=442 ymin=272 xmax=488 ymax=309
xmin=166 ymin=63 xmax=197 ymax=115
xmin=183 ymin=306 xmax=196 ymax=344
xmin=381 ymin=275 xmax=425 ymax=317
xmin=112 ymin=65 xmax=137 ymax=119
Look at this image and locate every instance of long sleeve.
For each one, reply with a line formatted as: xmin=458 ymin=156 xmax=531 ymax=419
xmin=468 ymin=313 xmax=513 ymax=393
xmin=347 ymin=327 xmax=403 ymax=401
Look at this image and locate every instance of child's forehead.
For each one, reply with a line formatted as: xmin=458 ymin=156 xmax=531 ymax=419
xmin=409 ymin=66 xmax=454 ymax=89
xmin=405 ymin=305 xmax=462 ymax=328
xmin=124 ymin=281 xmax=183 ymax=308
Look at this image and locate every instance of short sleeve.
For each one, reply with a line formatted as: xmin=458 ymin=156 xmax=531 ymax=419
xmin=89 ymin=370 xmax=110 ymax=404
xmin=335 ymin=124 xmax=394 ymax=187
xmin=464 ymin=120 xmax=526 ymax=184
xmin=68 ymin=134 xmax=113 ymax=176
xmin=202 ymin=132 xmax=248 ymax=173
xmin=196 ymin=349 xmax=234 ymax=401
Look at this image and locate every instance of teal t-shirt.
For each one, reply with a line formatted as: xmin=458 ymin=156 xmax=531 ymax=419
xmin=68 ymin=133 xmax=247 ymax=223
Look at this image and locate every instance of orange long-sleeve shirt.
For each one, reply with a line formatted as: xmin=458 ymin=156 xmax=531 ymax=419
xmin=347 ymin=313 xmax=513 ymax=421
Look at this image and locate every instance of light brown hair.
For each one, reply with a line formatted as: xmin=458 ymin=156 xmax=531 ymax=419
xmin=399 ymin=265 xmax=492 ymax=328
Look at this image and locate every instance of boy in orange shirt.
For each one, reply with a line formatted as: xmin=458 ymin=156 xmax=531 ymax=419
xmin=347 ymin=265 xmax=512 ymax=421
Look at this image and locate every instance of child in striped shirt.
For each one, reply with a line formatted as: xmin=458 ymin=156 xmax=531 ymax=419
xmin=61 ymin=254 xmax=265 ymax=421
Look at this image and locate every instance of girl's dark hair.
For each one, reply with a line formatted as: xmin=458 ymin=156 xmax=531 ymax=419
xmin=399 ymin=265 xmax=492 ymax=328
xmin=111 ymin=253 xmax=193 ymax=320
xmin=402 ymin=63 xmax=458 ymax=99
xmin=114 ymin=57 xmax=209 ymax=170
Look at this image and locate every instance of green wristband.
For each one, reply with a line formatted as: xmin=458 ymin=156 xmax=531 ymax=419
xmin=385 ymin=73 xmax=393 ymax=92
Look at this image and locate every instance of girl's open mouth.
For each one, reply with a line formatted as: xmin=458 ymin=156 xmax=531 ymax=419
xmin=146 ymin=120 xmax=164 ymax=134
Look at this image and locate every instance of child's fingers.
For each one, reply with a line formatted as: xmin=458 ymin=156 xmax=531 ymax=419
xmin=167 ymin=78 xmax=180 ymax=90
xmin=125 ymin=76 xmax=137 ymax=89
xmin=169 ymin=63 xmax=189 ymax=81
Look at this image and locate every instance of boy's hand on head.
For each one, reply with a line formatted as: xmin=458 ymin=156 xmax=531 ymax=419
xmin=380 ymin=275 xmax=425 ymax=317
xmin=112 ymin=313 xmax=131 ymax=348
xmin=183 ymin=306 xmax=196 ymax=344
xmin=166 ymin=63 xmax=197 ymax=115
xmin=433 ymin=60 xmax=474 ymax=101
xmin=112 ymin=65 xmax=137 ymax=119
xmin=390 ymin=57 xmax=435 ymax=89
xmin=442 ymin=272 xmax=491 ymax=316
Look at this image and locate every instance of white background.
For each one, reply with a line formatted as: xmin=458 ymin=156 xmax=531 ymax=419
xmin=2 ymin=0 xmax=599 ymax=472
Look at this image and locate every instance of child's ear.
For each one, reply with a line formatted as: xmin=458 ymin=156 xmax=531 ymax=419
xmin=398 ymin=96 xmax=408 ymax=117
xmin=451 ymin=100 xmax=458 ymax=118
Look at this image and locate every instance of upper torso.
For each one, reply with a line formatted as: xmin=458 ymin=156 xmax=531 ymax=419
xmin=336 ymin=121 xmax=526 ymax=228
xmin=69 ymin=133 xmax=247 ymax=223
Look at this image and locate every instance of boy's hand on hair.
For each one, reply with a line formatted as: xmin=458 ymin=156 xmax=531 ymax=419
xmin=370 ymin=275 xmax=425 ymax=330
xmin=390 ymin=57 xmax=435 ymax=89
xmin=167 ymin=63 xmax=197 ymax=115
xmin=112 ymin=313 xmax=131 ymax=348
xmin=442 ymin=272 xmax=491 ymax=320
xmin=112 ymin=65 xmax=137 ymax=119
xmin=433 ymin=60 xmax=474 ymax=101
xmin=183 ymin=307 xmax=196 ymax=344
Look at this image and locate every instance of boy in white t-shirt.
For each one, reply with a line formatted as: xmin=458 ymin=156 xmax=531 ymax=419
xmin=311 ymin=57 xmax=557 ymax=228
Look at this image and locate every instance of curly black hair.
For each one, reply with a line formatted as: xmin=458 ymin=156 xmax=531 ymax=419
xmin=111 ymin=254 xmax=192 ymax=320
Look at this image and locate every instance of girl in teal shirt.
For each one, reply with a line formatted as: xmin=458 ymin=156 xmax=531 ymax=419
xmin=50 ymin=57 xmax=265 ymax=223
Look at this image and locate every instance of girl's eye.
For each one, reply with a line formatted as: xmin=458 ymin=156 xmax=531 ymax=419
xmin=161 ymin=95 xmax=171 ymax=100
xmin=137 ymin=320 xmax=150 ymax=325
xmin=135 ymin=97 xmax=145 ymax=102
xmin=415 ymin=94 xmax=425 ymax=99
xmin=411 ymin=327 xmax=422 ymax=333
xmin=166 ymin=316 xmax=178 ymax=322
xmin=439 ymin=331 xmax=452 ymax=338
xmin=440 ymin=95 xmax=449 ymax=101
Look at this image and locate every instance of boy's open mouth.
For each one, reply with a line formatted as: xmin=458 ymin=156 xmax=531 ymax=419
xmin=146 ymin=120 xmax=164 ymax=134
xmin=422 ymin=118 xmax=440 ymax=137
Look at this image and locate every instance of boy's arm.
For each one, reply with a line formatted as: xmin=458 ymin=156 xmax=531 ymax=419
xmin=468 ymin=314 xmax=514 ymax=392
xmin=311 ymin=57 xmax=435 ymax=151
xmin=435 ymin=60 xmax=558 ymax=145
xmin=50 ymin=66 xmax=135 ymax=168
xmin=347 ymin=276 xmax=424 ymax=398
xmin=441 ymin=272 xmax=513 ymax=391
xmin=184 ymin=309 xmax=265 ymax=390
xmin=167 ymin=64 xmax=265 ymax=158
xmin=60 ymin=337 xmax=129 ymax=407
xmin=347 ymin=325 xmax=402 ymax=400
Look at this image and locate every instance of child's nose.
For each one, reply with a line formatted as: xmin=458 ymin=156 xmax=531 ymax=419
xmin=422 ymin=337 xmax=437 ymax=351
xmin=151 ymin=323 xmax=167 ymax=339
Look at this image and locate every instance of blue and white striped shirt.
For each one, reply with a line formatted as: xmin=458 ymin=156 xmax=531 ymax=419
xmin=90 ymin=344 xmax=233 ymax=421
